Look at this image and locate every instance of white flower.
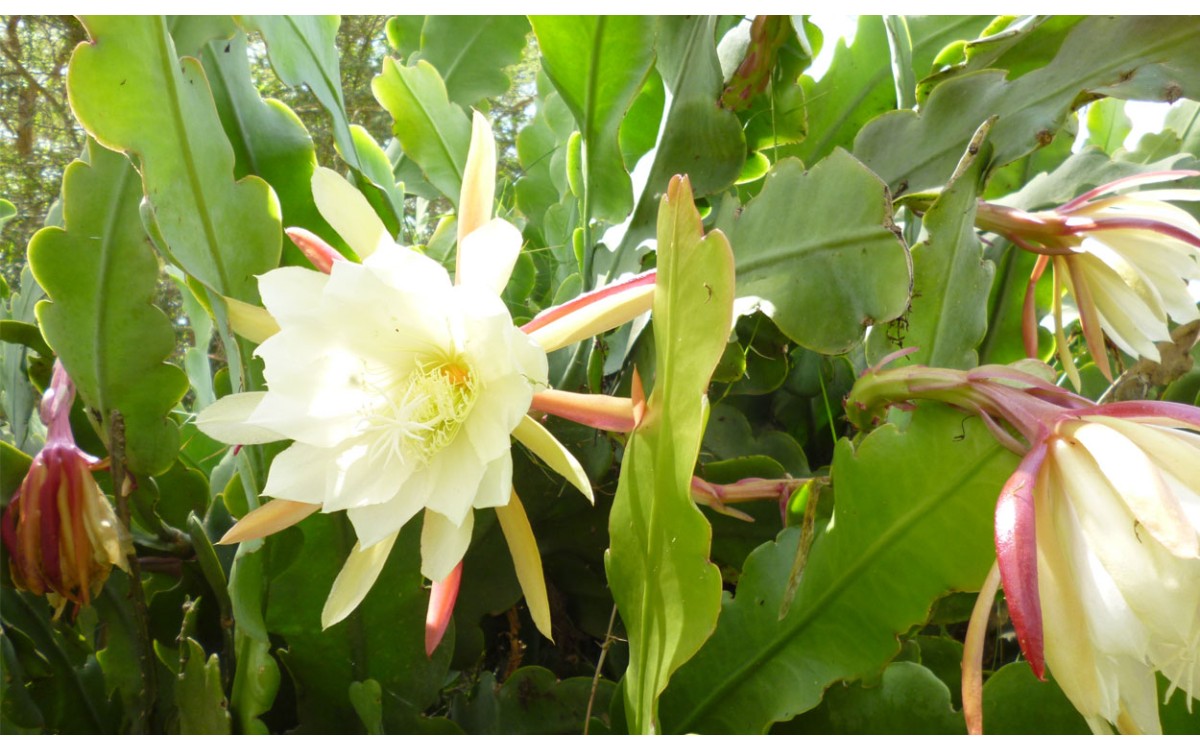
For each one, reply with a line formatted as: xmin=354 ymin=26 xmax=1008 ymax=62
xmin=1029 ymin=409 xmax=1200 ymax=733
xmin=197 ymin=113 xmax=611 ymax=633
xmin=979 ymin=171 xmax=1200 ymax=388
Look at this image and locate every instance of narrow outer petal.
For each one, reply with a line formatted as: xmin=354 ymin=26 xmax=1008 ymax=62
xmin=311 ymin=166 xmax=392 ymax=260
xmin=529 ymin=390 xmax=635 ymax=433
xmin=522 ymin=270 xmax=656 ymax=353
xmin=457 ymin=111 xmax=497 ymax=254
xmin=496 ymin=490 xmax=553 ymax=641
xmin=219 ymin=499 xmax=319 ymax=545
xmin=995 ymin=437 xmax=1048 ymax=679
xmin=224 ymin=297 xmax=280 ymax=344
xmin=512 ymin=415 xmax=594 ymax=502
xmin=321 ymin=531 xmax=399 ymax=629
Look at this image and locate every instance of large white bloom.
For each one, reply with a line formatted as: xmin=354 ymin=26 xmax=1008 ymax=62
xmin=203 ymin=245 xmax=546 ymax=570
xmin=1034 ymin=412 xmax=1200 ymax=733
xmin=197 ymin=113 xmax=618 ymax=633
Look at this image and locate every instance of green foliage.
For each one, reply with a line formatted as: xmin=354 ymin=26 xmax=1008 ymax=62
xmin=29 ymin=140 xmax=188 ymax=475
xmin=659 ymin=405 xmax=1019 ymax=732
xmin=855 ymin=16 xmax=1200 ymax=194
xmin=532 ymin=16 xmax=656 ymax=225
xmin=606 ymin=177 xmax=733 ymax=732
xmin=373 ymin=59 xmax=471 ymax=207
xmin=867 ymin=130 xmax=994 ymax=368
xmin=4 ymin=13 xmax=1199 ymax=736
xmin=68 ymin=16 xmax=281 ymax=303
xmin=727 ymin=151 xmax=912 ymax=354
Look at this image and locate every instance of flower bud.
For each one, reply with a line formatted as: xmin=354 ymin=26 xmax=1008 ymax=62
xmin=1 ymin=362 xmax=129 ymax=616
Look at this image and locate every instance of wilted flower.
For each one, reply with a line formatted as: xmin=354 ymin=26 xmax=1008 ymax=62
xmin=197 ymin=113 xmax=651 ymax=644
xmin=976 ymin=171 xmax=1200 ymax=388
xmin=847 ymin=360 xmax=1200 ymax=733
xmin=1 ymin=361 xmax=129 ymax=616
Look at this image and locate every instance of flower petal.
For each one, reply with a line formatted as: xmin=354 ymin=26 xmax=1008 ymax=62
xmin=524 ymin=272 xmax=656 ymax=352
xmin=496 ymin=491 xmax=552 ymax=641
xmin=219 ymin=499 xmax=319 ymax=545
xmin=257 ymin=266 xmax=331 ymax=327
xmin=421 ymin=508 xmax=474 ymax=582
xmin=1069 ymin=419 xmax=1198 ymax=558
xmin=195 ymin=392 xmax=286 ymax=445
xmin=321 ymin=531 xmax=399 ymax=629
xmin=457 ymin=110 xmax=497 ymax=250
xmin=424 ymin=437 xmax=489 ymax=525
xmin=512 ymin=415 xmax=594 ymax=503
xmin=456 ymin=218 xmax=522 ymax=295
xmin=346 ymin=468 xmax=430 ymax=548
xmin=311 ymin=166 xmax=393 ymax=260
xmin=224 ymin=297 xmax=280 ymax=344
xmin=471 ymin=451 xmax=513 ymax=510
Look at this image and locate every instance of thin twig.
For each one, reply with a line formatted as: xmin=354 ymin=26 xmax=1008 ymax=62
xmin=584 ymin=604 xmax=619 ymax=735
xmin=110 ymin=411 xmax=157 ymax=733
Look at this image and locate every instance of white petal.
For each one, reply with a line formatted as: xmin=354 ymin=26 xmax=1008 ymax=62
xmin=512 ymin=415 xmax=594 ymax=502
xmin=1076 ymin=256 xmax=1168 ymax=360
xmin=311 ymin=167 xmax=393 ymax=260
xmin=471 ymin=451 xmax=513 ymax=510
xmin=465 ymin=374 xmax=531 ymax=462
xmin=196 ymin=392 xmax=285 ymax=445
xmin=321 ymin=531 xmax=398 ymax=628
xmin=265 ymin=440 xmax=416 ymax=511
xmin=421 ymin=508 xmax=474 ymax=582
xmin=1070 ymin=421 xmax=1198 ymax=558
xmin=457 ymin=110 xmax=497 ymax=247
xmin=423 ymin=437 xmax=488 ymax=525
xmin=257 ymin=266 xmax=330 ymax=327
xmin=456 ymin=218 xmax=522 ymax=295
xmin=346 ymin=471 xmax=429 ymax=548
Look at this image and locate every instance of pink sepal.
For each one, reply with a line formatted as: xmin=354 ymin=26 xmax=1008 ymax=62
xmin=425 ymin=561 xmax=463 ymax=657
xmin=1074 ymin=399 xmax=1200 ymax=430
xmin=994 ymin=437 xmax=1047 ymax=679
xmin=521 ymin=270 xmax=656 ymax=335
xmin=286 ymin=227 xmax=346 ymax=274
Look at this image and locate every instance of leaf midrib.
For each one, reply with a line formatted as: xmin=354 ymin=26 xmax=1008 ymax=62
xmin=154 ymin=17 xmax=233 ymax=296
xmin=673 ymin=440 xmax=1006 ymax=732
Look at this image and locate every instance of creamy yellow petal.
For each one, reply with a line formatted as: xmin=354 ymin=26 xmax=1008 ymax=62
xmin=321 ymin=531 xmax=399 ymax=628
xmin=311 ymin=166 xmax=393 ymax=259
xmin=456 ymin=218 xmax=522 ymax=295
xmin=457 ymin=110 xmax=497 ymax=252
xmin=219 ymin=499 xmax=319 ymax=544
xmin=195 ymin=392 xmax=286 ymax=445
xmin=512 ymin=415 xmax=594 ymax=503
xmin=224 ymin=297 xmax=280 ymax=344
xmin=527 ymin=282 xmax=655 ymax=353
xmin=496 ymin=490 xmax=552 ymax=641
xmin=420 ymin=508 xmax=474 ymax=582
xmin=1069 ymin=421 xmax=1197 ymax=558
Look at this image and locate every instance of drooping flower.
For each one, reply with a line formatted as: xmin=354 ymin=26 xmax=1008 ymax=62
xmin=1 ymin=361 xmax=130 ymax=616
xmin=847 ymin=361 xmax=1200 ymax=734
xmin=975 ymin=171 xmax=1200 ymax=388
xmin=197 ymin=112 xmax=651 ymax=644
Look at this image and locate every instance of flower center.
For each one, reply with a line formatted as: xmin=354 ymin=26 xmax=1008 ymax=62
xmin=359 ymin=357 xmax=479 ymax=467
